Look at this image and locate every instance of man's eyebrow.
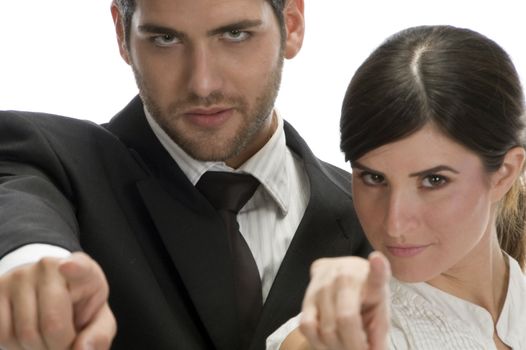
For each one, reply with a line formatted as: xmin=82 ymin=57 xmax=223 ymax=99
xmin=207 ymin=19 xmax=263 ymax=36
xmin=409 ymin=165 xmax=459 ymax=177
xmin=138 ymin=24 xmax=186 ymax=39
xmin=137 ymin=20 xmax=263 ymax=39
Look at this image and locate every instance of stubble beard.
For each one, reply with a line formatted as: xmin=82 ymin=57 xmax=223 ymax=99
xmin=132 ymin=58 xmax=283 ymax=163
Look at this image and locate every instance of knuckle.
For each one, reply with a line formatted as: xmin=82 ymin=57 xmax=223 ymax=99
xmin=93 ymin=283 xmax=110 ymax=308
xmin=336 ymin=310 xmax=360 ymax=328
xmin=100 ymin=279 xmax=110 ymax=299
xmin=315 ymin=279 xmax=332 ymax=292
xmin=310 ymin=259 xmax=322 ymax=275
xmin=38 ymin=257 xmax=60 ymax=271
xmin=318 ymin=325 xmax=337 ymax=341
xmin=8 ymin=268 xmax=29 ymax=284
xmin=88 ymin=261 xmax=110 ymax=290
xmin=0 ymin=303 xmax=11 ymax=344
xmin=40 ymin=316 xmax=75 ymax=348
xmin=16 ymin=326 xmax=41 ymax=348
xmin=334 ymin=272 xmax=353 ymax=286
xmin=93 ymin=333 xmax=115 ymax=350
xmin=110 ymin=309 xmax=118 ymax=330
xmin=310 ymin=258 xmax=331 ymax=275
xmin=40 ymin=313 xmax=71 ymax=338
xmin=299 ymin=318 xmax=317 ymax=334
xmin=109 ymin=308 xmax=118 ymax=337
xmin=0 ymin=328 xmax=9 ymax=345
xmin=335 ymin=269 xmax=366 ymax=289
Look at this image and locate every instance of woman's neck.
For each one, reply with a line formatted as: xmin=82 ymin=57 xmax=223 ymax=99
xmin=427 ymin=232 xmax=509 ymax=322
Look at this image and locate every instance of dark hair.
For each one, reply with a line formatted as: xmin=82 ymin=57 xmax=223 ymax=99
xmin=113 ymin=0 xmax=286 ymax=45
xmin=340 ymin=25 xmax=526 ymax=267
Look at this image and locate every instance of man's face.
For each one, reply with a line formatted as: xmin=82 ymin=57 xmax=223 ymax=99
xmin=113 ymin=0 xmax=304 ymax=168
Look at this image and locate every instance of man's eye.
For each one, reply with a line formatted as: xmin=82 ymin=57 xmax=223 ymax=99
xmin=222 ymin=30 xmax=251 ymax=42
xmin=360 ymin=172 xmax=385 ymax=186
xmin=152 ymin=34 xmax=180 ymax=47
xmin=421 ymin=174 xmax=447 ymax=188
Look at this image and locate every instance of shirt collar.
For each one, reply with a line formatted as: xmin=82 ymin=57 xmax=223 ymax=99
xmin=390 ymin=254 xmax=526 ymax=347
xmin=144 ymin=108 xmax=290 ymax=214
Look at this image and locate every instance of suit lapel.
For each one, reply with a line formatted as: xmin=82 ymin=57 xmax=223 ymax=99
xmin=251 ymin=122 xmax=360 ymax=348
xmin=106 ymin=97 xmax=241 ymax=350
xmin=252 ymin=169 xmax=355 ymax=346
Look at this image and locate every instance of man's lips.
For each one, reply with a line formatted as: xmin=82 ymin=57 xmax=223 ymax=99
xmin=183 ymin=107 xmax=234 ymax=128
xmin=385 ymin=244 xmax=431 ymax=257
xmin=185 ymin=106 xmax=231 ymax=116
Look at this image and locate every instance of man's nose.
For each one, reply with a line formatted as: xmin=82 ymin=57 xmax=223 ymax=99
xmin=186 ymin=45 xmax=223 ymax=98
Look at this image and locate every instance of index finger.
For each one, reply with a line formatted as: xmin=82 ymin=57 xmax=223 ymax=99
xmin=362 ymin=251 xmax=390 ymax=311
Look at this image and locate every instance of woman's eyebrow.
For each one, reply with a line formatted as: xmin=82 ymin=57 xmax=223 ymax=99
xmin=352 ymin=161 xmax=385 ymax=176
xmin=409 ymin=165 xmax=459 ymax=177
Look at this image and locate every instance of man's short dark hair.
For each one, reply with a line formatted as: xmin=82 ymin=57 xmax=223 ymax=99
xmin=114 ymin=0 xmax=286 ymax=46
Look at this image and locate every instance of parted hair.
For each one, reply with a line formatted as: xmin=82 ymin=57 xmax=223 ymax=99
xmin=340 ymin=25 xmax=526 ymax=267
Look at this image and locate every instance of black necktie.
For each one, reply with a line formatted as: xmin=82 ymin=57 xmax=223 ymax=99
xmin=196 ymin=171 xmax=262 ymax=347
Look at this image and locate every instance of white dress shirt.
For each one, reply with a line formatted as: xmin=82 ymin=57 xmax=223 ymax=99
xmin=266 ymin=255 xmax=526 ymax=349
xmin=147 ymin=109 xmax=310 ymax=301
xmin=0 ymin=109 xmax=310 ymax=304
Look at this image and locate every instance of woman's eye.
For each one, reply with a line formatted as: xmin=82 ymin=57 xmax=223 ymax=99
xmin=152 ymin=34 xmax=180 ymax=47
xmin=222 ymin=30 xmax=250 ymax=42
xmin=360 ymin=172 xmax=385 ymax=186
xmin=421 ymin=174 xmax=447 ymax=188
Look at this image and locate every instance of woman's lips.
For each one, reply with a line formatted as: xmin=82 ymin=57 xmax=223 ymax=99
xmin=386 ymin=244 xmax=430 ymax=257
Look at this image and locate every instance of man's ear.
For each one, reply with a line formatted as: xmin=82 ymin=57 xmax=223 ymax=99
xmin=282 ymin=0 xmax=305 ymax=59
xmin=490 ymin=147 xmax=526 ymax=202
xmin=111 ymin=2 xmax=131 ymax=65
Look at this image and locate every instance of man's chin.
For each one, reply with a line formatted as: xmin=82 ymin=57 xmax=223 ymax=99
xmin=181 ymin=144 xmax=241 ymax=164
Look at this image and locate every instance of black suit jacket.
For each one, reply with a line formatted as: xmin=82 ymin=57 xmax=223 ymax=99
xmin=0 ymin=96 xmax=370 ymax=350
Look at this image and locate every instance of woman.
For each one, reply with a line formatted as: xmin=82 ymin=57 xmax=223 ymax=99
xmin=267 ymin=25 xmax=526 ymax=349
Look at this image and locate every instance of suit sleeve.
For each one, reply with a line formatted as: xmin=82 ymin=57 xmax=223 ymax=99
xmin=0 ymin=111 xmax=82 ymax=258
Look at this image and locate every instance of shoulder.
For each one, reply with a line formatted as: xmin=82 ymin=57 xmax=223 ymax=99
xmin=282 ymin=120 xmax=352 ymax=190
xmin=500 ymin=255 xmax=526 ymax=346
xmin=317 ymin=159 xmax=352 ymax=186
xmin=0 ymin=109 xmax=108 ymax=136
xmin=0 ymin=110 xmax=124 ymax=152
xmin=0 ymin=110 xmax=138 ymax=183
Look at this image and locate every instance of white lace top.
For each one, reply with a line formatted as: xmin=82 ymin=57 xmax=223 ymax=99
xmin=387 ymin=256 xmax=526 ymax=349
xmin=267 ymin=256 xmax=526 ymax=350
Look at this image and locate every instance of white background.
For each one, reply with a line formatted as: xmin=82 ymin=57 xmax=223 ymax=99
xmin=1 ymin=1 xmax=525 ymax=170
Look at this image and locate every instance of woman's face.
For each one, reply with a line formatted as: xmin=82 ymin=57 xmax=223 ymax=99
xmin=351 ymin=124 xmax=497 ymax=282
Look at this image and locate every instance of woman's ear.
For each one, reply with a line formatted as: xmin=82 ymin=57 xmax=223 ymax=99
xmin=490 ymin=147 xmax=526 ymax=202
xmin=282 ymin=0 xmax=305 ymax=59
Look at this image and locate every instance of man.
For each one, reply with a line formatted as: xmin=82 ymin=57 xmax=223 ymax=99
xmin=0 ymin=0 xmax=370 ymax=349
